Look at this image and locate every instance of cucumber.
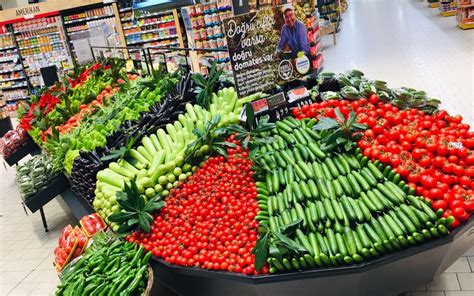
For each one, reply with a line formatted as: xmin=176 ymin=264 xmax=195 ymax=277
xmin=410 ymin=205 xmax=430 ymax=225
xmin=323 ymin=198 xmax=336 ymax=221
xmin=286 ymin=166 xmax=295 ymax=184
xmin=272 ymin=171 xmax=280 ymax=193
xmin=338 ymin=175 xmax=354 ymax=197
xmin=316 ymin=232 xmax=329 ymax=255
xmin=348 ymin=197 xmax=365 ymax=223
xmin=324 ymin=158 xmax=340 ymax=178
xmin=320 ymin=162 xmax=333 ymax=180
xmin=325 ymin=179 xmax=336 ymax=199
xmin=279 ymin=130 xmax=296 ymax=145
xmin=366 ymin=190 xmax=386 ymax=211
xmin=400 ymin=204 xmax=422 ymax=229
xmin=384 ymin=213 xmax=405 ymax=236
xmin=304 ymin=254 xmax=317 ymax=268
xmin=367 ymin=162 xmax=383 ymax=181
xmin=277 ymin=195 xmax=285 ymax=214
xmin=316 ymin=201 xmax=327 ymax=222
xmin=282 ymin=211 xmax=291 ymax=225
xmin=274 ymin=152 xmax=287 ymax=168
xmin=299 ymin=181 xmax=312 ymax=200
xmin=326 ymin=229 xmax=339 ymax=255
xmin=307 ymin=179 xmax=319 ymax=200
xmin=292 ymin=182 xmax=304 ymax=202
xmin=331 ymin=199 xmax=345 ymax=222
xmin=280 ymin=150 xmax=296 ymax=166
xmin=363 ymin=223 xmax=382 ymax=244
xmin=294 ymin=129 xmax=308 ymax=145
xmin=388 ymin=210 xmax=408 ymax=234
xmin=356 ymin=224 xmax=373 ymax=249
xmin=316 ymin=178 xmax=330 ymax=199
xmin=420 ymin=201 xmax=438 ymax=221
xmin=343 ymin=227 xmax=357 ymax=256
xmin=312 ymin=162 xmax=325 ymax=180
xmin=360 ymin=191 xmax=378 ymax=212
xmin=309 ymin=202 xmax=319 ymax=224
xmin=296 ymin=229 xmax=312 ymax=254
xmin=291 ymin=258 xmax=301 ymax=270
xmin=294 ymin=165 xmax=307 ymax=181
xmin=308 ymin=232 xmax=321 ymax=257
xmin=276 ymin=121 xmax=293 ymax=133
xmin=336 ymin=154 xmax=351 ymax=174
xmin=375 ymin=183 xmax=400 ymax=205
xmin=347 ymin=174 xmax=362 ymax=195
xmin=344 ymin=154 xmax=361 ymax=170
xmin=352 ymin=171 xmax=371 ymax=191
xmin=278 ymin=167 xmax=286 ymax=186
xmin=298 ymin=160 xmax=314 ymax=179
xmin=335 ymin=232 xmax=348 ymax=257
xmin=265 ymin=175 xmax=273 ymax=194
xmin=333 ymin=156 xmax=348 ymax=175
xmin=295 ymin=144 xmax=310 ymax=162
xmin=308 ymin=143 xmax=326 ymax=159
xmin=332 ymin=179 xmax=344 ymax=197
xmin=290 ymin=208 xmax=299 ymax=223
xmin=295 ymin=203 xmax=308 ymax=227
xmin=357 ymin=199 xmax=372 ymax=222
xmin=341 ymin=196 xmax=356 ymax=222
xmin=305 ymin=207 xmax=317 ymax=232
xmin=360 ymin=167 xmax=378 ymax=187
xmin=395 ymin=209 xmax=417 ymax=233
xmin=407 ymin=195 xmax=423 ymax=210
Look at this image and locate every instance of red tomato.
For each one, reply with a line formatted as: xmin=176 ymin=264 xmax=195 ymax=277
xmin=432 ymin=200 xmax=447 ymax=211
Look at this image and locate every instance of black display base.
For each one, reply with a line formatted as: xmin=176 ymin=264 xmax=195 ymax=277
xmin=0 ymin=117 xmax=13 ymax=138
xmin=23 ymin=174 xmax=70 ymax=232
xmin=3 ymin=138 xmax=39 ymax=166
xmin=150 ymin=217 xmax=474 ymax=296
xmin=59 ymin=187 xmax=95 ymax=220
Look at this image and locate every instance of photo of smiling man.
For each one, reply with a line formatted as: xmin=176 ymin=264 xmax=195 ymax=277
xmin=277 ymin=4 xmax=310 ymax=60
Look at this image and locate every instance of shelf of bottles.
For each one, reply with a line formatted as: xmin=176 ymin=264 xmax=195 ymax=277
xmin=303 ymin=3 xmax=324 ymax=72
xmin=62 ymin=4 xmax=121 ymax=62
xmin=182 ymin=0 xmax=233 ymax=74
xmin=456 ymin=0 xmax=474 ymax=29
xmin=0 ymin=25 xmax=29 ymax=107
xmin=317 ymin=0 xmax=341 ymax=28
xmin=12 ymin=16 xmax=72 ymax=88
xmin=118 ymin=1 xmax=184 ymax=72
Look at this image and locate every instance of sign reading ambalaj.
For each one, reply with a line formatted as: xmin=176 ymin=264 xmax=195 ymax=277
xmin=222 ymin=4 xmax=318 ymax=98
xmin=16 ymin=6 xmax=41 ymax=17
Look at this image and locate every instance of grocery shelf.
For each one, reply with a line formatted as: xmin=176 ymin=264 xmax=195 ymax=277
xmin=0 ymin=46 xmax=16 ymax=51
xmin=14 ymin=24 xmax=58 ymax=34
xmin=0 ymin=69 xmax=23 ymax=74
xmin=6 ymin=96 xmax=30 ymax=102
xmin=16 ymin=31 xmax=59 ymax=41
xmin=0 ymin=57 xmax=18 ymax=63
xmin=0 ymin=84 xmax=28 ymax=91
xmin=0 ymin=76 xmax=26 ymax=83
xmin=123 ymin=19 xmax=175 ymax=30
xmin=119 ymin=7 xmax=133 ymax=12
xmin=63 ymin=13 xmax=115 ymax=25
xmin=121 ymin=10 xmax=173 ymax=22
xmin=18 ymin=40 xmax=64 ymax=50
xmin=0 ymin=32 xmax=13 ymax=36
xmin=124 ymin=26 xmax=176 ymax=37
xmin=127 ymin=35 xmax=178 ymax=45
xmin=21 ymin=49 xmax=67 ymax=59
xmin=429 ymin=2 xmax=439 ymax=7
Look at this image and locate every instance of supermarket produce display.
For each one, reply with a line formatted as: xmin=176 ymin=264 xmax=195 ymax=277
xmin=1 ymin=57 xmax=472 ymax=295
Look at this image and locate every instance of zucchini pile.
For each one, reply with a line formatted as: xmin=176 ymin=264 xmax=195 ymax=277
xmin=255 ymin=117 xmax=448 ymax=273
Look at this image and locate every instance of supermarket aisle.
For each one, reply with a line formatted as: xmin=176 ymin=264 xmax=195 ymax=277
xmin=322 ymin=0 xmax=474 ymax=125
xmin=0 ymin=158 xmax=76 ymax=295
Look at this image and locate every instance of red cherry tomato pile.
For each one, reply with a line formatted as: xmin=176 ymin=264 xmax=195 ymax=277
xmin=293 ymin=95 xmax=474 ymax=229
xmin=128 ymin=137 xmax=265 ymax=275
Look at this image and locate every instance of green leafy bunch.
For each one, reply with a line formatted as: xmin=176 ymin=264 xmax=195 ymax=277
xmin=253 ymin=219 xmax=308 ymax=271
xmin=192 ymin=61 xmax=223 ymax=109
xmin=108 ymin=180 xmax=165 ymax=233
xmin=313 ymin=108 xmax=367 ymax=152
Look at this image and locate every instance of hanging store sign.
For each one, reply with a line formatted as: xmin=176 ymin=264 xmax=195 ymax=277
xmin=222 ymin=4 xmax=319 ymax=98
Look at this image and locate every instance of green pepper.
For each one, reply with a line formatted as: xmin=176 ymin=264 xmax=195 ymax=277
xmin=125 ymin=265 xmax=147 ymax=294
xmin=141 ymin=251 xmax=152 ymax=266
xmin=112 ymin=274 xmax=134 ymax=296
xmin=130 ymin=245 xmax=144 ymax=266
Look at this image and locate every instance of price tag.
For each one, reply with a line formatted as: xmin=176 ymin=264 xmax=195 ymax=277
xmin=287 ymin=86 xmax=310 ymax=103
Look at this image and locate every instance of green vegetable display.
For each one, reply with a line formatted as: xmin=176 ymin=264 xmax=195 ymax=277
xmin=16 ymin=153 xmax=60 ymax=199
xmin=57 ymin=235 xmax=151 ymax=296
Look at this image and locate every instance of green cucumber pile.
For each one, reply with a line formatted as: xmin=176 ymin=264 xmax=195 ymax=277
xmin=254 ymin=117 xmax=449 ymax=273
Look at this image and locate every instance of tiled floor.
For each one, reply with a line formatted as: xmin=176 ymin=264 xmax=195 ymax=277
xmin=1 ymin=0 xmax=473 ymax=295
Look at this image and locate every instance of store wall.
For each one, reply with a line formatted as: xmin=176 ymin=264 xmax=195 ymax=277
xmin=1 ymin=0 xmax=45 ymax=9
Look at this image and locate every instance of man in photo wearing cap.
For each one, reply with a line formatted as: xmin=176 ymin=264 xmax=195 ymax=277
xmin=277 ymin=4 xmax=310 ymax=59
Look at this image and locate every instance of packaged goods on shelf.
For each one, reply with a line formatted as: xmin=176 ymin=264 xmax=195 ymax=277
xmin=456 ymin=0 xmax=474 ymax=28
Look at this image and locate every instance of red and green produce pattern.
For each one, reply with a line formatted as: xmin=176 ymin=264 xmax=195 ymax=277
xmin=252 ymin=116 xmax=448 ymax=273
xmin=293 ymin=71 xmax=473 ymax=229
xmin=128 ymin=140 xmax=262 ymax=274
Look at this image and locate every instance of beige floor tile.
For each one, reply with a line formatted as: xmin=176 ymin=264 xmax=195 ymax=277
xmin=427 ymin=273 xmax=461 ymax=291
xmin=0 ymin=284 xmax=15 ymax=295
xmin=20 ymin=247 xmax=52 ymax=261
xmin=445 ymin=292 xmax=474 ymax=296
xmin=464 ymin=247 xmax=474 ymax=257
xmin=411 ymin=292 xmax=446 ymax=296
xmin=0 ymin=259 xmax=43 ymax=272
xmin=468 ymin=257 xmax=474 ymax=273
xmin=8 ymin=282 xmax=38 ymax=295
xmin=22 ymin=269 xmax=58 ymax=284
xmin=457 ymin=273 xmax=474 ymax=291
xmin=29 ymin=282 xmax=57 ymax=296
xmin=0 ymin=271 xmax=30 ymax=284
xmin=35 ymin=256 xmax=55 ymax=271
xmin=445 ymin=258 xmax=472 ymax=273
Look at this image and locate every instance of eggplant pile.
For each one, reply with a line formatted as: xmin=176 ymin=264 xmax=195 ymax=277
xmin=69 ymin=72 xmax=195 ymax=203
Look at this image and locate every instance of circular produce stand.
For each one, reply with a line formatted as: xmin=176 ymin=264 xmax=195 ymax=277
xmin=4 ymin=62 xmax=474 ymax=296
xmin=149 ymin=216 xmax=474 ymax=296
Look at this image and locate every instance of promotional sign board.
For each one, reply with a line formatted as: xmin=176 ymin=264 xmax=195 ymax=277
xmin=222 ymin=4 xmax=318 ymax=98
